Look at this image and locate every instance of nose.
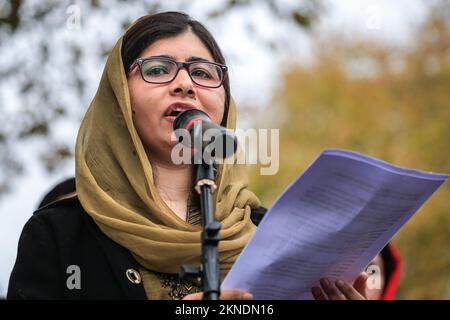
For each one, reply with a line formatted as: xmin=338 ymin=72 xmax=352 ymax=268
xmin=169 ymin=68 xmax=196 ymax=98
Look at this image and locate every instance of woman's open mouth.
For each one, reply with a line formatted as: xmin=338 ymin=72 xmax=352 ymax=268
xmin=164 ymin=103 xmax=198 ymax=122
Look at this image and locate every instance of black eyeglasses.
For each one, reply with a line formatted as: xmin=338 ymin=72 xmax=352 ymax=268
xmin=128 ymin=57 xmax=228 ymax=88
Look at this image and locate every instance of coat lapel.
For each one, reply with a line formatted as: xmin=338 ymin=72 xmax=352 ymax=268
xmin=82 ymin=211 xmax=147 ymax=300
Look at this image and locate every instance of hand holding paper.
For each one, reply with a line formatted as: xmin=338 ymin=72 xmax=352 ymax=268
xmin=222 ymin=149 xmax=449 ymax=299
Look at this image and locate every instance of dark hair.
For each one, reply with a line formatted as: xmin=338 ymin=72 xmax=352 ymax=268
xmin=37 ymin=177 xmax=76 ymax=209
xmin=122 ymin=11 xmax=230 ymax=126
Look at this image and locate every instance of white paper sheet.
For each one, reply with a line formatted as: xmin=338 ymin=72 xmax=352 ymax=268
xmin=221 ymin=149 xmax=449 ymax=299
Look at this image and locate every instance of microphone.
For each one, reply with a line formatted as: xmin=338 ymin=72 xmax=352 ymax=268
xmin=173 ymin=109 xmax=237 ymax=161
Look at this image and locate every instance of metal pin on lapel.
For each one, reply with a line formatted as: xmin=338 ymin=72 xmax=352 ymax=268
xmin=126 ymin=269 xmax=141 ymax=284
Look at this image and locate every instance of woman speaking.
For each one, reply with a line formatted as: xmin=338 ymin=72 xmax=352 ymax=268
xmin=8 ymin=12 xmax=399 ymax=300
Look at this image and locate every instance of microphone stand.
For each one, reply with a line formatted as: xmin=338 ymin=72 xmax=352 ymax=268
xmin=180 ymin=126 xmax=222 ymax=300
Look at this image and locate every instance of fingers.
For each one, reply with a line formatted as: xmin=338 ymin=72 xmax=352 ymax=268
xmin=182 ymin=292 xmax=204 ymax=300
xmin=311 ymin=278 xmax=367 ymax=300
xmin=182 ymin=289 xmax=253 ymax=300
xmin=319 ymin=278 xmax=345 ymax=300
xmin=353 ymin=272 xmax=369 ymax=296
xmin=311 ymin=286 xmax=327 ymax=300
xmin=220 ymin=289 xmax=253 ymax=300
xmin=335 ymin=279 xmax=366 ymax=300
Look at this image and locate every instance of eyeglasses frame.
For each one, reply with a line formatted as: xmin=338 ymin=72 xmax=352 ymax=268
xmin=128 ymin=57 xmax=228 ymax=89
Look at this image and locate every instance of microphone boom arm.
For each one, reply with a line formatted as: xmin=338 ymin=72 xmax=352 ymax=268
xmin=177 ymin=109 xmax=223 ymax=300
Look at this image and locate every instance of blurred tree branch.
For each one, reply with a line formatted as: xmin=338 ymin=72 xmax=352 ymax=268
xmin=0 ymin=0 xmax=322 ymax=197
xmin=0 ymin=0 xmax=22 ymax=31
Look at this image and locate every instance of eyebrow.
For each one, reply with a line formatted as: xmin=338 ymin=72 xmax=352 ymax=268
xmin=150 ymin=54 xmax=212 ymax=63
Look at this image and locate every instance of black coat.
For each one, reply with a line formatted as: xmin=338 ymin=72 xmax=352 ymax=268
xmin=7 ymin=196 xmax=267 ymax=300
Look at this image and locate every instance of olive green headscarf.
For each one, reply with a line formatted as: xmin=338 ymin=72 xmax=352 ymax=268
xmin=75 ymin=26 xmax=260 ymax=279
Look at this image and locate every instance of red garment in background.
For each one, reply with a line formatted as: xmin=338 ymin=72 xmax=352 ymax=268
xmin=381 ymin=243 xmax=402 ymax=300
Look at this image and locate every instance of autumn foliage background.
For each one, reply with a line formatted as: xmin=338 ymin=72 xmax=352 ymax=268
xmin=248 ymin=7 xmax=450 ymax=299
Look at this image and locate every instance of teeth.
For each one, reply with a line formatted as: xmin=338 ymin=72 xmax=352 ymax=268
xmin=170 ymin=110 xmax=182 ymax=116
xmin=167 ymin=106 xmax=193 ymax=117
